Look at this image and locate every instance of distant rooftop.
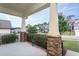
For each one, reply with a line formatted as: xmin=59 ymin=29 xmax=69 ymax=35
xmin=0 ymin=20 xmax=11 ymax=29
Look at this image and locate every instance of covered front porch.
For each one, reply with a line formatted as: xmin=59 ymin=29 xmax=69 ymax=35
xmin=0 ymin=3 xmax=62 ymax=56
xmin=0 ymin=42 xmax=46 ymax=56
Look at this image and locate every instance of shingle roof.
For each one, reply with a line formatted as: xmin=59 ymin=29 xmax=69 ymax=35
xmin=0 ymin=20 xmax=11 ymax=29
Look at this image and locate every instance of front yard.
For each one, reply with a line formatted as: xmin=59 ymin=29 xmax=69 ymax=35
xmin=62 ymin=31 xmax=75 ymax=35
xmin=63 ymin=40 xmax=79 ymax=52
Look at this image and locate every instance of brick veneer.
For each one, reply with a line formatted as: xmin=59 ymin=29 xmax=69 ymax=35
xmin=20 ymin=32 xmax=27 ymax=42
xmin=47 ymin=35 xmax=62 ymax=56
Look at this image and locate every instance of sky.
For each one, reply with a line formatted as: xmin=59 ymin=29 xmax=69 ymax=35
xmin=57 ymin=3 xmax=79 ymax=19
xmin=1 ymin=3 xmax=79 ymax=28
xmin=0 ymin=7 xmax=49 ymax=28
xmin=0 ymin=13 xmax=22 ymax=28
xmin=25 ymin=7 xmax=49 ymax=26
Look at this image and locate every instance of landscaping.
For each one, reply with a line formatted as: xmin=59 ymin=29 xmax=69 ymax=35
xmin=0 ymin=34 xmax=18 ymax=44
xmin=27 ymin=33 xmax=47 ymax=49
xmin=62 ymin=31 xmax=75 ymax=35
xmin=63 ymin=40 xmax=79 ymax=52
xmin=27 ymin=24 xmax=47 ymax=49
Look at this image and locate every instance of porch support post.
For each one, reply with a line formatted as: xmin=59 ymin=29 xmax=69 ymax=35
xmin=20 ymin=16 xmax=27 ymax=42
xmin=47 ymin=3 xmax=62 ymax=56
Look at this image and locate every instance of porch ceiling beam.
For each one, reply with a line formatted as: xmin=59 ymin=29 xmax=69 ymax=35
xmin=0 ymin=6 xmax=23 ymax=17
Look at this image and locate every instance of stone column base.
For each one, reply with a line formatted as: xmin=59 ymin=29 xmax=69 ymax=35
xmin=20 ymin=32 xmax=27 ymax=42
xmin=47 ymin=35 xmax=62 ymax=56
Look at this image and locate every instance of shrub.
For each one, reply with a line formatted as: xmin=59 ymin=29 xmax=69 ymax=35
xmin=27 ymin=33 xmax=47 ymax=49
xmin=27 ymin=25 xmax=37 ymax=33
xmin=1 ymin=34 xmax=18 ymax=44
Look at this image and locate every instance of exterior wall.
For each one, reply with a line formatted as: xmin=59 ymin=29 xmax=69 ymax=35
xmin=75 ymin=30 xmax=79 ymax=36
xmin=0 ymin=29 xmax=10 ymax=34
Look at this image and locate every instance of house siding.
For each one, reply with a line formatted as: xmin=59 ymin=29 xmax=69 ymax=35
xmin=0 ymin=29 xmax=10 ymax=34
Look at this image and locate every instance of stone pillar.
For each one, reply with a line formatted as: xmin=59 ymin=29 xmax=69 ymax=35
xmin=20 ymin=32 xmax=27 ymax=42
xmin=47 ymin=36 xmax=62 ymax=56
xmin=47 ymin=3 xmax=62 ymax=56
xmin=20 ymin=16 xmax=27 ymax=42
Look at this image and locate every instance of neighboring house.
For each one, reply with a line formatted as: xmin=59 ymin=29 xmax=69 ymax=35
xmin=74 ymin=20 xmax=79 ymax=36
xmin=67 ymin=19 xmax=75 ymax=30
xmin=0 ymin=20 xmax=11 ymax=35
xmin=67 ymin=19 xmax=79 ymax=36
xmin=11 ymin=27 xmax=21 ymax=34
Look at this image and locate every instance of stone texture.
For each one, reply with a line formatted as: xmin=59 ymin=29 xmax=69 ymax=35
xmin=20 ymin=32 xmax=27 ymax=42
xmin=47 ymin=35 xmax=62 ymax=56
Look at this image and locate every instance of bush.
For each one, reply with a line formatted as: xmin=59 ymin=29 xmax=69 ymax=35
xmin=27 ymin=33 xmax=47 ymax=49
xmin=1 ymin=34 xmax=18 ymax=44
xmin=27 ymin=25 xmax=37 ymax=33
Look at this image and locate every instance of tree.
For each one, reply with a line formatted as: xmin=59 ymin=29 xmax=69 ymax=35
xmin=34 ymin=22 xmax=49 ymax=33
xmin=41 ymin=22 xmax=48 ymax=33
xmin=27 ymin=25 xmax=37 ymax=33
xmin=58 ymin=13 xmax=69 ymax=34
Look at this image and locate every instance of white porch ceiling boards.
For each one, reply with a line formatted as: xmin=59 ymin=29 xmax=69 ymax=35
xmin=0 ymin=3 xmax=49 ymax=17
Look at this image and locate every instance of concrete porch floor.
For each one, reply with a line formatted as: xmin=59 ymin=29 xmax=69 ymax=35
xmin=0 ymin=42 xmax=47 ymax=56
xmin=0 ymin=42 xmax=79 ymax=56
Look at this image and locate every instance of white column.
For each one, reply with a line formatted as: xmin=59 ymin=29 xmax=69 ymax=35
xmin=20 ymin=16 xmax=27 ymax=42
xmin=21 ymin=16 xmax=27 ymax=32
xmin=47 ymin=3 xmax=62 ymax=56
xmin=48 ymin=3 xmax=60 ymax=36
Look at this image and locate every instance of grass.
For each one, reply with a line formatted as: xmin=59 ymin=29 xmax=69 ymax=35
xmin=63 ymin=40 xmax=79 ymax=52
xmin=62 ymin=31 xmax=75 ymax=35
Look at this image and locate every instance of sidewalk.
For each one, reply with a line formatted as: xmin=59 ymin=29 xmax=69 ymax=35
xmin=65 ymin=50 xmax=79 ymax=56
xmin=62 ymin=35 xmax=79 ymax=41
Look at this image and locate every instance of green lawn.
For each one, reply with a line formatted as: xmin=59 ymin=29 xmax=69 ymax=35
xmin=62 ymin=31 xmax=75 ymax=35
xmin=63 ymin=40 xmax=79 ymax=52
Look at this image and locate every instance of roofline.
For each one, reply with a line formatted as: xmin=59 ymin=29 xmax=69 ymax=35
xmin=0 ymin=28 xmax=11 ymax=29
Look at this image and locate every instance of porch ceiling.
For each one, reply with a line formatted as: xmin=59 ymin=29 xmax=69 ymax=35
xmin=0 ymin=3 xmax=49 ymax=17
